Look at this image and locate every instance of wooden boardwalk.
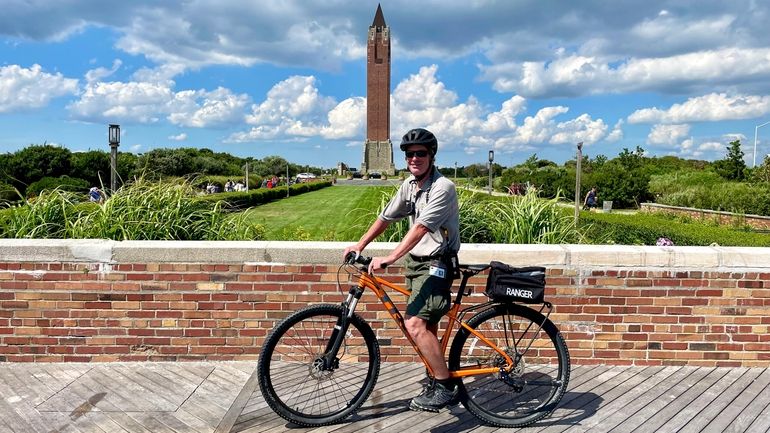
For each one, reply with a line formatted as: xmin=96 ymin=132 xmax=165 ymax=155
xmin=1 ymin=362 xmax=770 ymax=433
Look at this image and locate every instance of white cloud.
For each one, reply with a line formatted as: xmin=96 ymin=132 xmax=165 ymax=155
xmin=229 ymin=75 xmax=338 ymax=141
xmin=167 ymin=87 xmax=249 ymax=127
xmin=319 ymin=97 xmax=366 ymax=139
xmin=4 ymin=2 xmax=770 ymax=99
xmin=480 ymin=47 xmax=770 ymax=98
xmin=85 ymin=59 xmax=122 ymax=83
xmin=481 ymin=96 xmax=526 ymax=134
xmin=227 ymin=65 xmax=616 ymax=155
xmin=393 ymin=65 xmax=457 ymax=111
xmin=0 ymin=64 xmax=78 ymax=113
xmin=67 ymin=80 xmax=173 ymax=123
xmin=550 ymin=113 xmax=608 ymax=145
xmin=246 ymin=75 xmax=335 ymax=126
xmin=679 ymin=139 xmax=724 ymax=159
xmin=606 ymin=119 xmax=624 ymax=142
xmin=68 ymin=80 xmax=249 ymax=127
xmin=168 ymin=133 xmax=187 ymax=141
xmin=628 ymin=93 xmax=770 ymax=124
xmin=647 ymin=124 xmax=690 ymax=147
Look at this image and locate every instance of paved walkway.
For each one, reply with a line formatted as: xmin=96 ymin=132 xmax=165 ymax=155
xmin=2 ymin=362 xmax=769 ymax=432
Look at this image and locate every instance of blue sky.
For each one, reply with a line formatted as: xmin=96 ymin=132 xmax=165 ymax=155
xmin=2 ymin=0 xmax=770 ymax=170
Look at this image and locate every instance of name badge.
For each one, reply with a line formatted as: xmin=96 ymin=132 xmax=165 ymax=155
xmin=429 ymin=259 xmax=446 ymax=278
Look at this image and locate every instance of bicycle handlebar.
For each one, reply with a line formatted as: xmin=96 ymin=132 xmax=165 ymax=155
xmin=345 ymin=251 xmax=372 ymax=267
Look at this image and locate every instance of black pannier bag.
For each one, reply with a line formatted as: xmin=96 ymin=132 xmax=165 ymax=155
xmin=485 ymin=261 xmax=546 ymax=304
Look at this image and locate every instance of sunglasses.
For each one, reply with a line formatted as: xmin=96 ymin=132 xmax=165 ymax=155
xmin=405 ymin=150 xmax=429 ymax=158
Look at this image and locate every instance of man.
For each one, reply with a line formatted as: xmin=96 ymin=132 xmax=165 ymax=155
xmin=343 ymin=128 xmax=460 ymax=412
xmin=584 ymin=186 xmax=598 ymax=210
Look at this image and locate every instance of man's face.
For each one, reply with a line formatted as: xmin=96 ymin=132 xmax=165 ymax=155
xmin=405 ymin=144 xmax=431 ymax=177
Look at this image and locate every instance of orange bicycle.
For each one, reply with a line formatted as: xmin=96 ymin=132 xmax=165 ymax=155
xmin=257 ymin=253 xmax=570 ymax=428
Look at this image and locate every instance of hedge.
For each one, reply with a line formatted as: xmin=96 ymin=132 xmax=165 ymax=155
xmin=195 ymin=180 xmax=332 ymax=209
xmin=579 ymin=211 xmax=770 ymax=247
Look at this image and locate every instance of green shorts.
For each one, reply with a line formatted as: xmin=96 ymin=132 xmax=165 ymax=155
xmin=404 ymin=256 xmax=454 ymax=324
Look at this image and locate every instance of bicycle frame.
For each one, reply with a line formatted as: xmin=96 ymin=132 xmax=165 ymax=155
xmin=345 ymin=269 xmax=516 ymax=380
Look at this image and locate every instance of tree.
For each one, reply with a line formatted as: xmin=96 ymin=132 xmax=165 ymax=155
xmin=5 ymin=145 xmax=72 ymax=193
xmin=463 ymin=163 xmax=486 ymax=178
xmin=713 ymin=139 xmax=747 ymax=181
xmin=70 ymin=150 xmax=110 ymax=187
xmin=253 ymin=155 xmax=290 ymax=176
xmin=751 ymin=155 xmax=770 ymax=184
xmin=617 ymin=146 xmax=645 ymax=171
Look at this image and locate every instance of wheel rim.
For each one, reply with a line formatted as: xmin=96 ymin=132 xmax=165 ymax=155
xmin=452 ymin=305 xmax=568 ymax=425
xmin=263 ymin=310 xmax=376 ymax=420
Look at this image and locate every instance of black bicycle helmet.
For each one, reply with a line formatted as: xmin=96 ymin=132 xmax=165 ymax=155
xmin=399 ymin=128 xmax=438 ymax=156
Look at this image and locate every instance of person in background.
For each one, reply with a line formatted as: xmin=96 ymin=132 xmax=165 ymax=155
xmin=88 ymin=187 xmax=104 ymax=204
xmin=584 ymin=186 xmax=598 ymax=210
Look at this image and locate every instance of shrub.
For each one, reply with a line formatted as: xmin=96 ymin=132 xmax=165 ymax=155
xmin=196 ymin=180 xmax=332 ymax=209
xmin=649 ymin=171 xmax=770 ymax=216
xmin=26 ymin=176 xmax=89 ymax=198
xmin=0 ymin=182 xmax=20 ymax=204
xmin=459 ymin=190 xmax=582 ymax=244
xmin=0 ymin=180 xmax=265 ymax=240
xmin=580 ymin=211 xmax=770 ymax=246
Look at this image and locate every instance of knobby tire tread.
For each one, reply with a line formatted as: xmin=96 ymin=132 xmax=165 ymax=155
xmin=448 ymin=303 xmax=570 ymax=427
xmin=257 ymin=304 xmax=381 ymax=427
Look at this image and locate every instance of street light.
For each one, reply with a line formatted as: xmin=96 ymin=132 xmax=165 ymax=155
xmin=574 ymin=142 xmax=583 ymax=224
xmin=488 ymin=150 xmax=495 ymax=195
xmin=753 ymin=120 xmax=770 ymax=168
xmin=108 ymin=124 xmax=120 ymax=192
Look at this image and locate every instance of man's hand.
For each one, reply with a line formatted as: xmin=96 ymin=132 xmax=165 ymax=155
xmin=368 ymin=257 xmax=391 ymax=274
xmin=342 ymin=244 xmax=362 ymax=262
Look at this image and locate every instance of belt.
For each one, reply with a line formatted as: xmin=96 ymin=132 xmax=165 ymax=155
xmin=409 ymin=253 xmax=443 ymax=262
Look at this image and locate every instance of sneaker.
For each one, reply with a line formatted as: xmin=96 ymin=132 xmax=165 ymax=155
xmin=409 ymin=381 xmax=459 ymax=412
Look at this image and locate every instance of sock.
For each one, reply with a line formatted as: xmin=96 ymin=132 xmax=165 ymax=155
xmin=435 ymin=378 xmax=455 ymax=389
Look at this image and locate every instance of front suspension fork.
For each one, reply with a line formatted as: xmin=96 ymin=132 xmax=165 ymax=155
xmin=320 ymin=286 xmax=364 ymax=369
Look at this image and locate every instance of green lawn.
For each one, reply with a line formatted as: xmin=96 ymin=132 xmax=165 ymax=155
xmin=242 ymin=185 xmax=395 ymax=240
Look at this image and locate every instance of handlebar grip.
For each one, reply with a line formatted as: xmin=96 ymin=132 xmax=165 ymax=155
xmin=344 ymin=252 xmax=372 ymax=267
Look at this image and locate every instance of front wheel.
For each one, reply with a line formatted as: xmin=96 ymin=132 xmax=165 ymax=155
xmin=257 ymin=304 xmax=381 ymax=427
xmin=448 ymin=303 xmax=570 ymax=427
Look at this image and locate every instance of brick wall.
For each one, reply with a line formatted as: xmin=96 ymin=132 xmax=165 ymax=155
xmin=1 ymin=240 xmax=769 ymax=366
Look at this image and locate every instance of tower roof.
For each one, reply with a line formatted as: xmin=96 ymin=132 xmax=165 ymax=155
xmin=372 ymin=4 xmax=386 ymax=27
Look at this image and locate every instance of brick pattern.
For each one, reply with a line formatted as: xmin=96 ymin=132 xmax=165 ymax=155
xmin=1 ymin=260 xmax=769 ymax=366
xmin=366 ymin=25 xmax=390 ymax=142
xmin=363 ymin=22 xmax=394 ymax=175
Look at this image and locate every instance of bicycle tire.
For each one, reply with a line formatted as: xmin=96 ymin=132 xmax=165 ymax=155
xmin=448 ymin=303 xmax=570 ymax=427
xmin=257 ymin=304 xmax=381 ymax=427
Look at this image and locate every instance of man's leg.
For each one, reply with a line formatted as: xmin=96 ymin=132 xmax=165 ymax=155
xmin=405 ymin=315 xmax=448 ymax=379
xmin=406 ymin=315 xmax=458 ymax=411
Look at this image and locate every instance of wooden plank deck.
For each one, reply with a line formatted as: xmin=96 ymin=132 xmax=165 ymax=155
xmin=1 ymin=361 xmax=769 ymax=432
xmin=230 ymin=363 xmax=770 ymax=433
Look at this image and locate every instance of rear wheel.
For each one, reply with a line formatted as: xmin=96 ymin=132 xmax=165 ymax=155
xmin=448 ymin=303 xmax=570 ymax=427
xmin=258 ymin=304 xmax=380 ymax=426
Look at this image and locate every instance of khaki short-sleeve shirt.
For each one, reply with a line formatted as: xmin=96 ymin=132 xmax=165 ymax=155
xmin=379 ymin=168 xmax=460 ymax=257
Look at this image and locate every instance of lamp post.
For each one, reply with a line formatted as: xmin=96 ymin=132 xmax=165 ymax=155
xmin=574 ymin=142 xmax=583 ymax=224
xmin=244 ymin=161 xmax=249 ymax=192
xmin=454 ymin=161 xmax=457 ymax=181
xmin=753 ymin=121 xmax=770 ymax=168
xmin=488 ymin=150 xmax=495 ymax=194
xmin=108 ymin=124 xmax=120 ymax=192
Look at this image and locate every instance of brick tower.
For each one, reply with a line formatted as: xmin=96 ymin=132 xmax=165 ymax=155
xmin=362 ymin=4 xmax=396 ymax=175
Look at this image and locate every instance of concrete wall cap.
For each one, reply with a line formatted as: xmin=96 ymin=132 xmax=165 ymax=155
xmin=0 ymin=240 xmax=768 ymax=271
